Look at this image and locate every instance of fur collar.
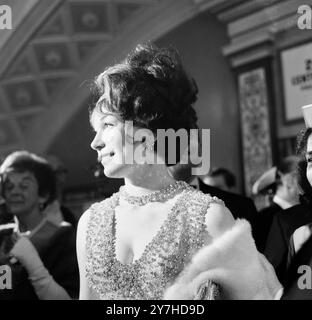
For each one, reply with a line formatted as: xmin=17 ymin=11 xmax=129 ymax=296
xmin=164 ymin=219 xmax=282 ymax=300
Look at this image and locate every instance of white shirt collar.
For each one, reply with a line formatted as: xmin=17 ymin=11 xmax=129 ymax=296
xmin=293 ymin=224 xmax=312 ymax=253
xmin=272 ymin=195 xmax=293 ymax=210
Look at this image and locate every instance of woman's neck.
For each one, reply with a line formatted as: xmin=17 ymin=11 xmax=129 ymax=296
xmin=17 ymin=207 xmax=44 ymax=233
xmin=123 ymin=165 xmax=177 ymax=196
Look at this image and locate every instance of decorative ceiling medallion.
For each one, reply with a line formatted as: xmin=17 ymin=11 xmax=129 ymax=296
xmin=44 ymin=50 xmax=62 ymax=68
xmin=81 ymin=11 xmax=100 ymax=30
xmin=34 ymin=43 xmax=72 ymax=72
xmin=4 ymin=81 xmax=42 ymax=110
xmin=70 ymin=3 xmax=110 ymax=34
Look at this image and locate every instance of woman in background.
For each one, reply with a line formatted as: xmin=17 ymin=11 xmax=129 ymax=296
xmin=0 ymin=151 xmax=79 ymax=300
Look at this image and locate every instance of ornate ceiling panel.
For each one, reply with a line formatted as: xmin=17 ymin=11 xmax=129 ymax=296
xmin=70 ymin=2 xmax=111 ymax=34
xmin=33 ymin=42 xmax=74 ymax=72
xmin=3 ymin=81 xmax=44 ymax=111
xmin=0 ymin=0 xmax=162 ymax=157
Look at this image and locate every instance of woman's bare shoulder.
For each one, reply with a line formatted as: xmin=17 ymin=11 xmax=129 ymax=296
xmin=77 ymin=209 xmax=91 ymax=235
xmin=77 ymin=196 xmax=114 ymax=233
xmin=185 ymin=189 xmax=235 ymax=238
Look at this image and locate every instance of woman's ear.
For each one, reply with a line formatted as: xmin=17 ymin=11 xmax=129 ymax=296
xmin=125 ymin=124 xmax=155 ymax=146
xmin=133 ymin=128 xmax=155 ymax=150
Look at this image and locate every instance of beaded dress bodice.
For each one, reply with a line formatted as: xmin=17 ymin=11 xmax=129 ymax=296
xmin=85 ymin=188 xmax=224 ymax=300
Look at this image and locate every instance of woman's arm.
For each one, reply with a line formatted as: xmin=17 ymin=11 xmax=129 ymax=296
xmin=10 ymin=236 xmax=71 ymax=300
xmin=76 ymin=209 xmax=92 ymax=300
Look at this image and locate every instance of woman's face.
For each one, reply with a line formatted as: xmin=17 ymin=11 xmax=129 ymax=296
xmin=3 ymin=170 xmax=42 ymax=217
xmin=90 ymin=106 xmax=153 ymax=179
xmin=306 ymin=133 xmax=312 ymax=187
xmin=90 ymin=107 xmax=129 ymax=178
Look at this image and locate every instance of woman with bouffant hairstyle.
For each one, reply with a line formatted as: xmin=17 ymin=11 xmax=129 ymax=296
xmin=77 ymin=44 xmax=281 ymax=300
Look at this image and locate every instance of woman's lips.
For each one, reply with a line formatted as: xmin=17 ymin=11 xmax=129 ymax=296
xmin=100 ymin=152 xmax=115 ymax=163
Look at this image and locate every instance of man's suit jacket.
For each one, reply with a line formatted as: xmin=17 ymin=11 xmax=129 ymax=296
xmin=282 ymin=232 xmax=312 ymax=299
xmin=253 ymin=203 xmax=282 ymax=253
xmin=198 ymin=180 xmax=258 ymax=236
xmin=264 ymin=204 xmax=312 ymax=285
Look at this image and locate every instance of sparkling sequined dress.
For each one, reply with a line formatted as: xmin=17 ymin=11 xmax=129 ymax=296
xmin=85 ymin=187 xmax=224 ymax=300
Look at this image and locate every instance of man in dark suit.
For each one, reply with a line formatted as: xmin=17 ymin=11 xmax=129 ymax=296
xmin=197 ymin=178 xmax=258 ymax=236
xmin=279 ymin=127 xmax=312 ymax=299
xmin=253 ymin=203 xmax=282 ymax=253
xmin=281 ymin=233 xmax=312 ymax=299
xmin=252 ymin=156 xmax=301 ymax=253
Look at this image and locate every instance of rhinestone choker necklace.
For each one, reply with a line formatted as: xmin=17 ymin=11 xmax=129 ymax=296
xmin=119 ymin=180 xmax=191 ymax=206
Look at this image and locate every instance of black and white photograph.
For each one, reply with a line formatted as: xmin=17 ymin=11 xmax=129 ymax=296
xmin=0 ymin=0 xmax=312 ymax=306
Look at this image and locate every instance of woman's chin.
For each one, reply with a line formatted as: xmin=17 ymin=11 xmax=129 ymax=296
xmin=103 ymin=165 xmax=127 ymax=179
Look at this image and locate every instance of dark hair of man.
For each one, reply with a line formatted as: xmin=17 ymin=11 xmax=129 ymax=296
xmin=209 ymin=167 xmax=236 ymax=189
xmin=0 ymin=151 xmax=57 ymax=207
xmin=275 ymin=156 xmax=300 ymax=188
xmin=90 ymin=44 xmax=198 ymax=165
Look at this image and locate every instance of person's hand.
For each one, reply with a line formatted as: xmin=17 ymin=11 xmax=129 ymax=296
xmin=9 ymin=236 xmax=43 ymax=274
xmin=9 ymin=234 xmax=71 ymax=300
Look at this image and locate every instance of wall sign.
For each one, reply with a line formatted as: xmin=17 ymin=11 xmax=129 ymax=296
xmin=281 ymin=42 xmax=312 ymax=123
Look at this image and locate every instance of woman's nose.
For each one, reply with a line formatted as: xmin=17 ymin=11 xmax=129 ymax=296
xmin=91 ymin=132 xmax=105 ymax=151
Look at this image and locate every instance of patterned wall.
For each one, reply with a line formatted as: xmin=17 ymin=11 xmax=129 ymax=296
xmin=238 ymin=67 xmax=273 ymax=198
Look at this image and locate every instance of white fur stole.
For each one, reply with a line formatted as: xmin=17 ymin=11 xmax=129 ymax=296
xmin=163 ymin=219 xmax=282 ymax=300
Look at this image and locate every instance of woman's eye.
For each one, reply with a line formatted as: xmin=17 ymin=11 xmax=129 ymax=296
xmin=307 ymin=157 xmax=312 ymax=163
xmin=103 ymin=122 xmax=114 ymax=128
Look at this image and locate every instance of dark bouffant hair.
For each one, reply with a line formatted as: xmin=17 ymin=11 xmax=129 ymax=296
xmin=296 ymin=128 xmax=312 ymax=209
xmin=91 ymin=44 xmax=198 ymax=165
xmin=0 ymin=151 xmax=57 ymax=207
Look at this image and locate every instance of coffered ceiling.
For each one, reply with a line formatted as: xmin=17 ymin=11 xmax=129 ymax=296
xmin=0 ymin=0 xmax=163 ymax=155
